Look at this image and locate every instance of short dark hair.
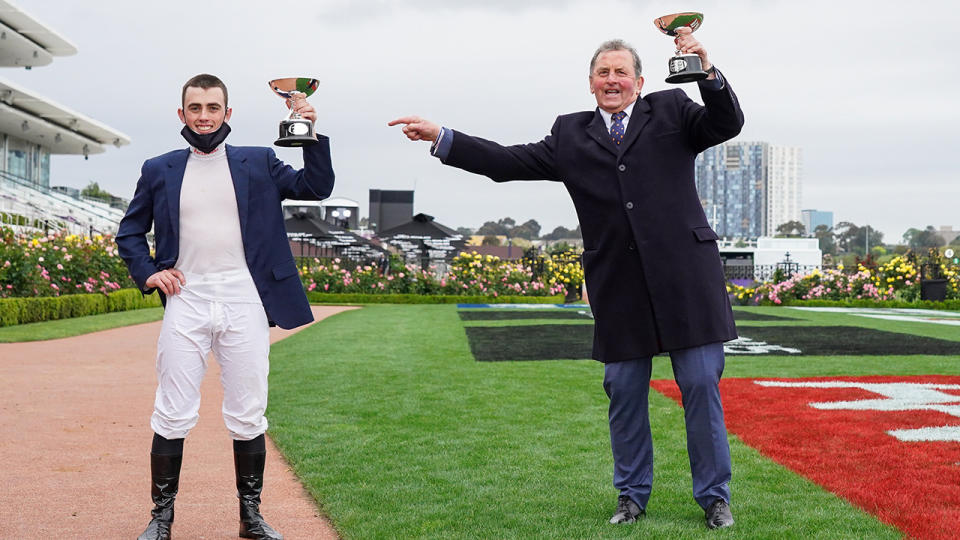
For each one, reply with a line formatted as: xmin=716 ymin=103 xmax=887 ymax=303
xmin=181 ymin=73 xmax=228 ymax=108
xmin=589 ymin=39 xmax=642 ymax=77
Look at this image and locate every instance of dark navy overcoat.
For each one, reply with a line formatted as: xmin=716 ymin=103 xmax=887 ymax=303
xmin=443 ymin=80 xmax=744 ymax=362
xmin=116 ymin=141 xmax=335 ymax=329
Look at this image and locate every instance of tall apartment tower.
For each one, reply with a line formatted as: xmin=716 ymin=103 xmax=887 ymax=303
xmin=695 ymin=142 xmax=801 ymax=239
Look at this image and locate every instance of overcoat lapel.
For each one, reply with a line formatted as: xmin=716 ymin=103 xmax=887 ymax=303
xmin=225 ymin=145 xmax=250 ymax=241
xmin=164 ymin=149 xmax=190 ymax=245
xmin=586 ymin=110 xmax=618 ymax=156
xmin=618 ymin=97 xmax=651 ymax=156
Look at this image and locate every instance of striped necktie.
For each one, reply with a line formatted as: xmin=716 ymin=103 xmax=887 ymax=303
xmin=610 ymin=111 xmax=626 ymax=145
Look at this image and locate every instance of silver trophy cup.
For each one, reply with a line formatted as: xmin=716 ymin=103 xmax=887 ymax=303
xmin=268 ymin=77 xmax=320 ymax=147
xmin=654 ymin=12 xmax=708 ymax=84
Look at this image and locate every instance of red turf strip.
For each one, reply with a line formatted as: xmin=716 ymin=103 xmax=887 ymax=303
xmin=651 ymin=375 xmax=960 ymax=539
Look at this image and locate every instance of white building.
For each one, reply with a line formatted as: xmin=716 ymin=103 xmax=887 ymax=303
xmin=720 ymin=237 xmax=821 ymax=282
xmin=0 ymin=0 xmax=130 ymax=235
xmin=765 ymin=145 xmax=802 ymax=237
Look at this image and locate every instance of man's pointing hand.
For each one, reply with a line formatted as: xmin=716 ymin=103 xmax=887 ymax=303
xmin=388 ymin=116 xmax=441 ymax=142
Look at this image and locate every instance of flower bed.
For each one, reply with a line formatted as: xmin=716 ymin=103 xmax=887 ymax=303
xmin=0 ymin=227 xmax=133 ymax=298
xmin=301 ymin=251 xmax=582 ymax=298
xmin=728 ymin=255 xmax=959 ymax=306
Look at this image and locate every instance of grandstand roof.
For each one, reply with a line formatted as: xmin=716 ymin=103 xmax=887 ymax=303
xmin=0 ymin=0 xmax=77 ymax=68
xmin=321 ymin=197 xmax=360 ymax=208
xmin=0 ymin=77 xmax=131 ymax=155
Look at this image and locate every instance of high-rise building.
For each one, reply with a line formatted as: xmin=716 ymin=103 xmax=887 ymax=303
xmin=801 ymin=209 xmax=834 ymax=235
xmin=695 ymin=141 xmax=801 ymax=239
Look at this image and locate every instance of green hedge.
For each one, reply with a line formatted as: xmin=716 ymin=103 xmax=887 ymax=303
xmin=0 ymin=289 xmax=161 ymax=327
xmin=771 ymin=298 xmax=960 ymax=311
xmin=307 ymin=292 xmax=568 ymax=305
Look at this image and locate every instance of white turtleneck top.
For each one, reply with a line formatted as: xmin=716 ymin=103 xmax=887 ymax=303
xmin=177 ymin=144 xmax=248 ymax=275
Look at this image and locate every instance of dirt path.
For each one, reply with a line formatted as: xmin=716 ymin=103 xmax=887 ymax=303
xmin=0 ymin=305 xmax=353 ymax=539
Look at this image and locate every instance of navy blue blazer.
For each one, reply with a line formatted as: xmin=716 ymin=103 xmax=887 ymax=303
xmin=116 ymin=140 xmax=335 ymax=329
xmin=443 ymin=79 xmax=744 ymax=362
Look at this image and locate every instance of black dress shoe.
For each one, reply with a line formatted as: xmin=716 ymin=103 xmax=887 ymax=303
xmin=609 ymin=495 xmax=644 ymax=524
xmin=705 ymin=498 xmax=734 ymax=529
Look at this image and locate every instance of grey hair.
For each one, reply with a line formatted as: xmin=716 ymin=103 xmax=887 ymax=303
xmin=589 ymin=39 xmax=642 ymax=77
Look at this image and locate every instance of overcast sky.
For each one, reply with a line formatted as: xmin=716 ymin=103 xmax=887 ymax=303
xmin=4 ymin=0 xmax=958 ymax=241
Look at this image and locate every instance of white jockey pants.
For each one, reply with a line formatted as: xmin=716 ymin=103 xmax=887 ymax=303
xmin=151 ymin=269 xmax=270 ymax=441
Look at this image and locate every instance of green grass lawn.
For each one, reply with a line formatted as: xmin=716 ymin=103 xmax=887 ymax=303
xmin=265 ymin=304 xmax=960 ymax=539
xmin=0 ymin=307 xmax=164 ymax=342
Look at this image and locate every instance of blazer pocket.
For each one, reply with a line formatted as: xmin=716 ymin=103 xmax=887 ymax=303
xmin=692 ymin=226 xmax=719 ymax=242
xmin=272 ymin=260 xmax=299 ymax=280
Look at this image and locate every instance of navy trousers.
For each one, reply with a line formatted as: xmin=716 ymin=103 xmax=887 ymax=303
xmin=603 ymin=341 xmax=731 ymax=510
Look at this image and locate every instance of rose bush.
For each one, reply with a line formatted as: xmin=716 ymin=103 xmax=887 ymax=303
xmin=0 ymin=227 xmax=132 ymax=298
xmin=301 ymin=251 xmax=578 ymax=298
xmin=727 ymin=255 xmax=959 ymax=305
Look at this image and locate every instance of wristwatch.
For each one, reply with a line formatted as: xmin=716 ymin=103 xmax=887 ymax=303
xmin=705 ymin=65 xmax=716 ymax=76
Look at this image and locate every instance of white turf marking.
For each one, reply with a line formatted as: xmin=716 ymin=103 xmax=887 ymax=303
xmin=754 ymin=381 xmax=960 ymax=442
xmin=789 ymin=306 xmax=960 ymax=326
xmin=887 ymin=426 xmax=960 ymax=442
xmin=724 ymin=337 xmax=801 ymax=355
xmin=851 ymin=314 xmax=960 ymax=326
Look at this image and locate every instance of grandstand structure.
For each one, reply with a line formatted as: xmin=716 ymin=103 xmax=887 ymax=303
xmin=0 ymin=0 xmax=130 ymax=236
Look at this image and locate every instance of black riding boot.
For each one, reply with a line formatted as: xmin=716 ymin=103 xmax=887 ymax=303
xmin=235 ymin=439 xmax=283 ymax=540
xmin=137 ymin=452 xmax=182 ymax=540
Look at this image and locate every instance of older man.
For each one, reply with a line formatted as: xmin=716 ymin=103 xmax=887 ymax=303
xmin=117 ymin=73 xmax=335 ymax=540
xmin=390 ymin=29 xmax=742 ymax=529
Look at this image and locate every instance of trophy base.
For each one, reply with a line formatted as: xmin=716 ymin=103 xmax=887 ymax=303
xmin=274 ymin=135 xmax=319 ymax=147
xmin=275 ymin=119 xmax=319 ymax=147
xmin=665 ymin=54 xmax=708 ymax=84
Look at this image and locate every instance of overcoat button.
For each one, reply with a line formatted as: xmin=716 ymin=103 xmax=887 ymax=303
xmin=625 ymin=202 xmax=634 ymax=209
xmin=618 ymin=164 xmax=626 ymax=172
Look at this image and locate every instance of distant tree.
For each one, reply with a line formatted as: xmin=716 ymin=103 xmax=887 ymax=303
xmin=481 ymin=235 xmax=501 ymax=246
xmin=477 ymin=221 xmax=509 ymax=236
xmin=775 ymin=220 xmax=806 ymax=237
xmin=81 ymin=181 xmax=113 ymax=202
xmin=455 ymin=226 xmax=474 ymax=237
xmin=902 ymin=226 xmax=946 ymax=250
xmin=542 ymin=226 xmax=572 ymax=241
xmin=498 ymin=217 xmax=516 ymax=229
xmin=851 ymin=225 xmax=883 ymax=255
xmin=835 ymin=221 xmax=860 ymax=253
xmin=511 ymin=219 xmax=541 ymax=240
xmin=813 ymin=224 xmax=837 ymax=256
xmin=951 ymin=235 xmax=960 ymax=247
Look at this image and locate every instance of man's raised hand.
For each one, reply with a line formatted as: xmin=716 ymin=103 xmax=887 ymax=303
xmin=146 ymin=268 xmax=186 ymax=296
xmin=388 ymin=116 xmax=441 ymax=142
xmin=674 ymin=27 xmax=713 ymax=74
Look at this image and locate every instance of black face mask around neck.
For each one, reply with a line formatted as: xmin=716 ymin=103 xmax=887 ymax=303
xmin=180 ymin=123 xmax=231 ymax=154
